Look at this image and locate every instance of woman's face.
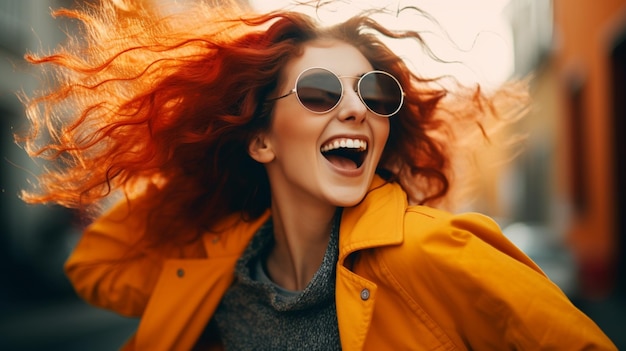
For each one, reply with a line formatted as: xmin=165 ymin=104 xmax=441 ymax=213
xmin=250 ymin=40 xmax=390 ymax=210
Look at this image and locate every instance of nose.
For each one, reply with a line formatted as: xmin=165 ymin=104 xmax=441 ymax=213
xmin=337 ymin=87 xmax=367 ymax=123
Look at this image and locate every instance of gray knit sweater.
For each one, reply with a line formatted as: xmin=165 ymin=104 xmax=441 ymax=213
xmin=212 ymin=214 xmax=342 ymax=350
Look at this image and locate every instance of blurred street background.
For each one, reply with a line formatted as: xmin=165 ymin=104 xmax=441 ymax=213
xmin=1 ymin=0 xmax=625 ymax=349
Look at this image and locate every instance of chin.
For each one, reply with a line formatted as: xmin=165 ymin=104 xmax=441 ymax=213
xmin=328 ymin=190 xmax=368 ymax=208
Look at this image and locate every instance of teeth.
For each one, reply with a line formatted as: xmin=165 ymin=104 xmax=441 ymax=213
xmin=321 ymin=138 xmax=368 ymax=152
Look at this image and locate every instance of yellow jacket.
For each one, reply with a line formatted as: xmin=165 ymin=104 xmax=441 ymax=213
xmin=65 ymin=176 xmax=617 ymax=350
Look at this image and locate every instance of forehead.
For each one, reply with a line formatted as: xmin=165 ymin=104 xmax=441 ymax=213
xmin=282 ymin=40 xmax=373 ymax=84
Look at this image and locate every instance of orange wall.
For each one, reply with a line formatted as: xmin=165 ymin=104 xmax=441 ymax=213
xmin=553 ymin=0 xmax=626 ymax=296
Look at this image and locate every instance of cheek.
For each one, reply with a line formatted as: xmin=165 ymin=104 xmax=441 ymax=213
xmin=269 ymin=106 xmax=320 ymax=152
xmin=274 ymin=116 xmax=303 ymax=138
xmin=374 ymin=119 xmax=391 ymax=151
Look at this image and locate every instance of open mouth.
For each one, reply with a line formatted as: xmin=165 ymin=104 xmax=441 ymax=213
xmin=321 ymin=138 xmax=368 ymax=170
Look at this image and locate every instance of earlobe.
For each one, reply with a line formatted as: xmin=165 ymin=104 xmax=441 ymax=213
xmin=248 ymin=134 xmax=275 ymax=164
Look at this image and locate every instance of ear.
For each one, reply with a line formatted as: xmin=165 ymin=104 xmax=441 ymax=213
xmin=248 ymin=132 xmax=275 ymax=164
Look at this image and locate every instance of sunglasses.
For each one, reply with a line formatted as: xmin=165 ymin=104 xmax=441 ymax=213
xmin=269 ymin=67 xmax=405 ymax=117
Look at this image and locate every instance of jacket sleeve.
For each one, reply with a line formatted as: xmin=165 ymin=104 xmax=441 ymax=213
xmin=400 ymin=209 xmax=618 ymax=350
xmin=64 ymin=194 xmax=171 ymax=317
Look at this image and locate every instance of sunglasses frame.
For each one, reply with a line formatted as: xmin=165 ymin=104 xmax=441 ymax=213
xmin=270 ymin=67 xmax=405 ymax=117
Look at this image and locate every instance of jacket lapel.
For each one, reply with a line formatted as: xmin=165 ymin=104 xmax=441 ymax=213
xmin=135 ymin=212 xmax=270 ymax=351
xmin=336 ymin=177 xmax=406 ymax=350
xmin=339 ymin=176 xmax=405 ymax=254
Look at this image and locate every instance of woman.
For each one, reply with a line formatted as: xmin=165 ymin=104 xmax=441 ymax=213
xmin=19 ymin=0 xmax=616 ymax=350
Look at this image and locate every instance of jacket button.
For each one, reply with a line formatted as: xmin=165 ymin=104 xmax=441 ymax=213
xmin=177 ymin=268 xmax=185 ymax=277
xmin=360 ymin=288 xmax=370 ymax=301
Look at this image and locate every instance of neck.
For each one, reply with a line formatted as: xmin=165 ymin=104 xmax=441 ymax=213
xmin=265 ymin=198 xmax=337 ymax=291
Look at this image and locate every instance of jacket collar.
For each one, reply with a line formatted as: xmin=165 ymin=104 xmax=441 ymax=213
xmin=201 ymin=211 xmax=271 ymax=258
xmin=339 ymin=175 xmax=406 ymax=261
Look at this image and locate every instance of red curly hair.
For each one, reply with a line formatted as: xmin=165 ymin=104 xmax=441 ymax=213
xmin=18 ymin=0 xmax=525 ymax=246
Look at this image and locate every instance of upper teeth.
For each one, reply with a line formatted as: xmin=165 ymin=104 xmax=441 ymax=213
xmin=321 ymin=138 xmax=367 ymax=152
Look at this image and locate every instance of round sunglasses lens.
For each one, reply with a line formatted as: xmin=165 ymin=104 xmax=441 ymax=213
xmin=295 ymin=68 xmax=342 ymax=113
xmin=359 ymin=72 xmax=403 ymax=116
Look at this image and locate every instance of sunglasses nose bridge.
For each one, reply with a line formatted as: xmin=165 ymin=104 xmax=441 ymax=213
xmin=336 ymin=75 xmax=361 ymax=101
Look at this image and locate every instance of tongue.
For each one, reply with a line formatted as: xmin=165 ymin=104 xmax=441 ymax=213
xmin=326 ymin=155 xmax=357 ymax=170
